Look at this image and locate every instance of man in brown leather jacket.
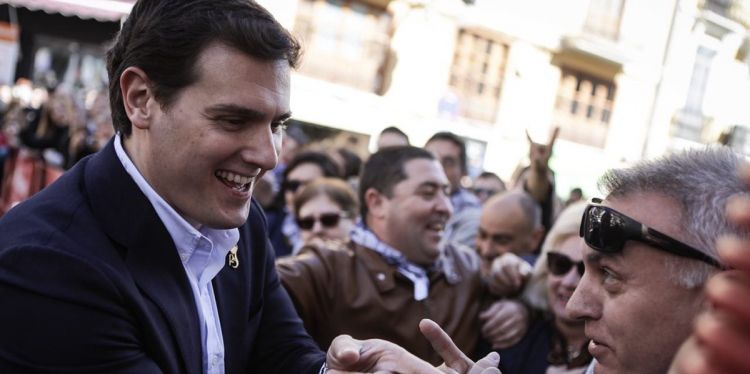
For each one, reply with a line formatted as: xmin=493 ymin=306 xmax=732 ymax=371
xmin=277 ymin=146 xmax=523 ymax=365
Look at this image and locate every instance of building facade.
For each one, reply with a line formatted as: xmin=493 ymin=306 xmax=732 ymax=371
xmin=261 ymin=0 xmax=750 ymax=197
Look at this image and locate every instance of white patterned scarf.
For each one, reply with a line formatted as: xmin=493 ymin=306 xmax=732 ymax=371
xmin=350 ymin=225 xmax=439 ymax=301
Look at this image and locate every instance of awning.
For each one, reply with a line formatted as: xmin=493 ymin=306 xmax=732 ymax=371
xmin=1 ymin=0 xmax=134 ymax=22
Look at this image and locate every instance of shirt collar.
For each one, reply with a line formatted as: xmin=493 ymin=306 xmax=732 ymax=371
xmin=113 ymin=133 xmax=239 ymax=285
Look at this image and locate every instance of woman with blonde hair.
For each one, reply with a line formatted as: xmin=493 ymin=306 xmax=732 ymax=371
xmin=497 ymin=201 xmax=591 ymax=374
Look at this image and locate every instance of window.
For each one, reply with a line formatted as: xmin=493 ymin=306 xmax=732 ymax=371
xmin=674 ymin=46 xmax=716 ymax=141
xmin=583 ymin=0 xmax=625 ymax=40
xmin=293 ymin=0 xmax=392 ymax=93
xmin=724 ymin=125 xmax=750 ymax=155
xmin=701 ymin=0 xmax=732 ymax=16
xmin=448 ymin=30 xmax=508 ymax=123
xmin=552 ymin=68 xmax=616 ymax=148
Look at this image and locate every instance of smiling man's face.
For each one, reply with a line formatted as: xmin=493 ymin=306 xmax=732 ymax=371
xmin=126 ymin=42 xmax=290 ymax=229
xmin=376 ymin=158 xmax=453 ymax=265
xmin=566 ymin=192 xmax=705 ymax=374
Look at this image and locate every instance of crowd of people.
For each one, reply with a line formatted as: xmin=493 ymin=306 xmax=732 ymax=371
xmin=0 ymin=80 xmax=113 ymax=213
xmin=0 ymin=0 xmax=749 ymax=373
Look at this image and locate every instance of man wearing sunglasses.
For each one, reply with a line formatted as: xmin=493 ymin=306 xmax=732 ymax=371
xmin=567 ymin=146 xmax=745 ymax=374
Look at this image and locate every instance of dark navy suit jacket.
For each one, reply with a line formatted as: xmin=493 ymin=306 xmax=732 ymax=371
xmin=0 ymin=141 xmax=325 ymax=373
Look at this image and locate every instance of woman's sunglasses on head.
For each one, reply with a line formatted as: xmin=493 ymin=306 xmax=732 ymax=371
xmin=297 ymin=212 xmax=349 ymax=231
xmin=579 ymin=198 xmax=722 ymax=268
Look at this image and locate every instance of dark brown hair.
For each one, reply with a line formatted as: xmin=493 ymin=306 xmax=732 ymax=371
xmin=358 ymin=146 xmax=434 ymax=222
xmin=106 ymin=0 xmax=301 ymax=136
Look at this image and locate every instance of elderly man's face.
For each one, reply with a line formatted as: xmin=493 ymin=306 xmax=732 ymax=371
xmin=475 ymin=203 xmax=536 ymax=274
xmin=566 ymin=192 xmax=705 ymax=374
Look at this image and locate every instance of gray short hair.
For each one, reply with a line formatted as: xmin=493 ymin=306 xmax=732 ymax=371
xmin=599 ymin=146 xmax=747 ymax=288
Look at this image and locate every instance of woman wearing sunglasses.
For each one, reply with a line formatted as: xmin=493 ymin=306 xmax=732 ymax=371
xmin=496 ymin=201 xmax=592 ymax=374
xmin=293 ymin=177 xmax=358 ymax=245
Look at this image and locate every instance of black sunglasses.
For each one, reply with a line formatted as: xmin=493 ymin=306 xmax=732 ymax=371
xmin=580 ymin=198 xmax=722 ymax=268
xmin=547 ymin=252 xmax=585 ymax=277
xmin=297 ymin=213 xmax=349 ymax=231
xmin=472 ymin=188 xmax=499 ymax=197
xmin=284 ymin=180 xmax=305 ymax=193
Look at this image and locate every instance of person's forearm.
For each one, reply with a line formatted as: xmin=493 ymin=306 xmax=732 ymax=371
xmin=524 ymin=167 xmax=551 ymax=204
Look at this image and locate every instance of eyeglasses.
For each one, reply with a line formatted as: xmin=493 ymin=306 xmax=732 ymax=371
xmin=283 ymin=180 xmax=305 ymax=193
xmin=547 ymin=252 xmax=584 ymax=277
xmin=296 ymin=212 xmax=349 ymax=231
xmin=472 ymin=188 xmax=499 ymax=197
xmin=580 ymin=198 xmax=722 ymax=268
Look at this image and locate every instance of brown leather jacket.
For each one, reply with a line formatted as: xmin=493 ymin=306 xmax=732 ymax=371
xmin=276 ymin=239 xmax=490 ymax=365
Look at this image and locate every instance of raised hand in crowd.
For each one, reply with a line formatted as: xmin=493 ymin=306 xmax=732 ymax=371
xmin=669 ymin=163 xmax=750 ymax=374
xmin=326 ymin=319 xmax=501 ymax=374
xmin=523 ymin=127 xmax=559 ymax=204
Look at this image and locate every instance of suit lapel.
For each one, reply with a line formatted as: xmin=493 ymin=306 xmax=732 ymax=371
xmin=213 ymin=217 xmax=255 ymax=374
xmin=85 ymin=141 xmax=202 ymax=373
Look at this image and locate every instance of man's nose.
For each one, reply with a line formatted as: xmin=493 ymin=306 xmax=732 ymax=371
xmin=561 ymin=267 xmax=582 ymax=289
xmin=240 ymin=127 xmax=279 ymax=171
xmin=476 ymin=243 xmax=490 ymax=261
xmin=435 ymin=192 xmax=453 ymax=216
xmin=565 ymin=273 xmax=600 ymax=321
xmin=311 ymin=220 xmax=324 ymax=234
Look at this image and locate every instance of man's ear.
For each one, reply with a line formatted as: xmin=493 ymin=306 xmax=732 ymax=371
xmin=365 ymin=188 xmax=387 ymax=220
xmin=120 ymin=66 xmax=156 ymax=130
xmin=529 ymin=227 xmax=545 ymax=251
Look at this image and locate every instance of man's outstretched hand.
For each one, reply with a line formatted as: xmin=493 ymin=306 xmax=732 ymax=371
xmin=325 ymin=333 xmax=438 ymax=373
xmin=420 ymin=319 xmax=501 ymax=374
xmin=325 ymin=319 xmax=501 ymax=374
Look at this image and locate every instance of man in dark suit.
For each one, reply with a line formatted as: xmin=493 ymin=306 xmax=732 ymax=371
xmin=0 ymin=1 xmax=502 ymax=373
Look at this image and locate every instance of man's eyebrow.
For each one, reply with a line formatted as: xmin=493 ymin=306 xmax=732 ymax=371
xmin=416 ymin=181 xmax=449 ymax=190
xmin=203 ymin=104 xmax=292 ymax=122
xmin=585 ymin=251 xmax=623 ymax=266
